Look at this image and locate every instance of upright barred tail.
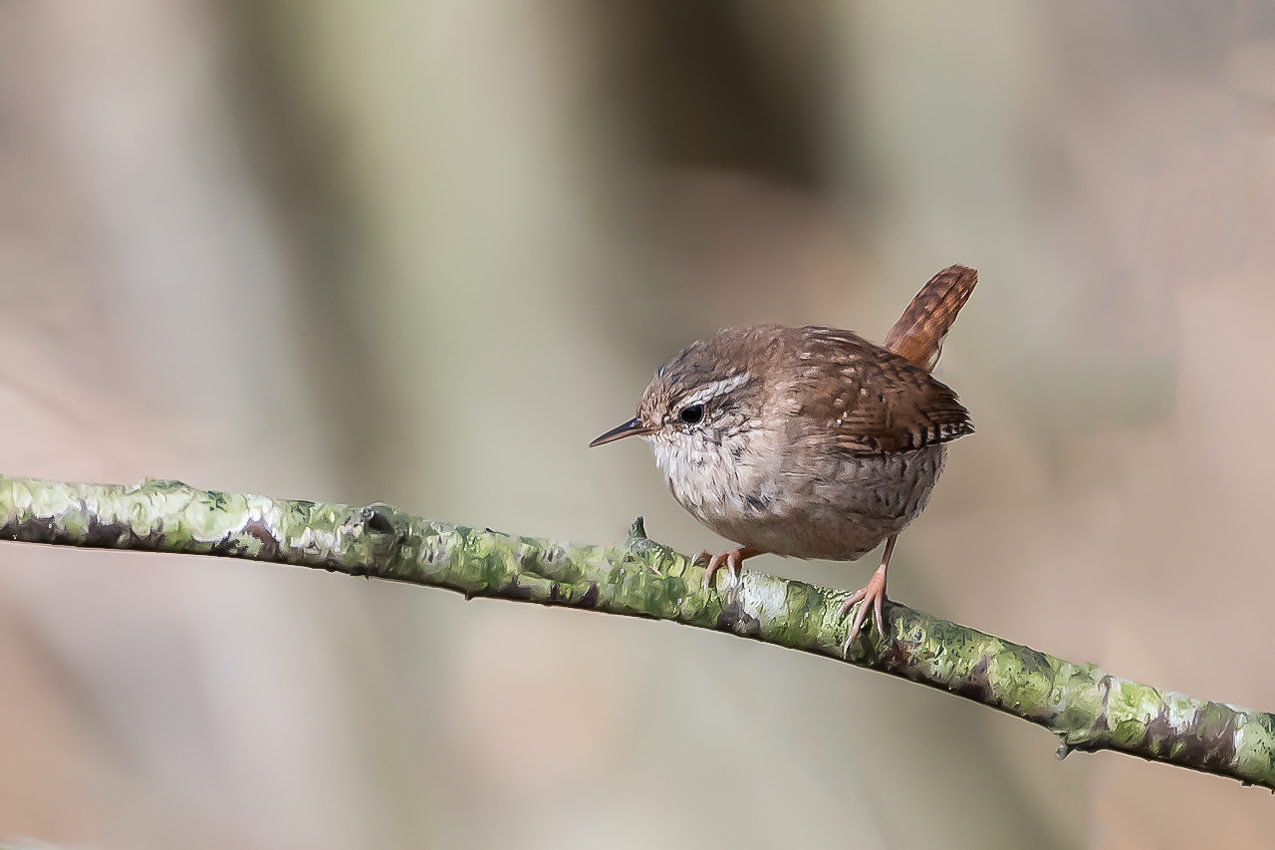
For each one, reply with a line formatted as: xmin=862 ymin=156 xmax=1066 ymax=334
xmin=883 ymin=265 xmax=978 ymax=373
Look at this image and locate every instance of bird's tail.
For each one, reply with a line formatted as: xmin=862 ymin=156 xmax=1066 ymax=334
xmin=883 ymin=265 xmax=977 ymax=373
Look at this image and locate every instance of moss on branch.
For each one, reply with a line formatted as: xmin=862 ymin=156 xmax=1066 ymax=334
xmin=1 ymin=474 xmax=1272 ymax=790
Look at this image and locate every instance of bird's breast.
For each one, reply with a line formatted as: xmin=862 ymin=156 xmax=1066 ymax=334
xmin=650 ymin=434 xmax=948 ymax=562
xmin=647 ymin=434 xmax=750 ymax=520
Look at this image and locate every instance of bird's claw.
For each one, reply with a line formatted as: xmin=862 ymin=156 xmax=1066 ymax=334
xmin=699 ymin=547 xmax=760 ymax=593
xmin=838 ymin=564 xmax=888 ymax=656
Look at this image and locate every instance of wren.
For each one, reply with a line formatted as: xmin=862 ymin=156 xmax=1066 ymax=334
xmin=591 ymin=265 xmax=976 ymax=649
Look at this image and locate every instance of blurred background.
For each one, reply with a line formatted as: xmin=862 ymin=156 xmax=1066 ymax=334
xmin=1 ymin=1 xmax=1273 ymax=847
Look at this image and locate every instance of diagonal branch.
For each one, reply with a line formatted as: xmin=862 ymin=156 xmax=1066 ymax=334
xmin=1 ymin=474 xmax=1272 ymax=790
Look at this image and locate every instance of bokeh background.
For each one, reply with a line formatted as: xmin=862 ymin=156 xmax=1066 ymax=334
xmin=1 ymin=1 xmax=1274 ymax=847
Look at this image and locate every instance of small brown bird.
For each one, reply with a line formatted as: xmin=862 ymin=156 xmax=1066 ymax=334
xmin=590 ymin=265 xmax=976 ymax=649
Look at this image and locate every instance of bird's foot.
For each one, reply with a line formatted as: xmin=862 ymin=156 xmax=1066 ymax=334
xmin=837 ymin=562 xmax=889 ymax=655
xmin=697 ymin=547 xmax=761 ymax=593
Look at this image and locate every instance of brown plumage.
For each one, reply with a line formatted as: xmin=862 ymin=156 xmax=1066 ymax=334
xmin=786 ymin=326 xmax=972 ymax=453
xmin=884 ymin=264 xmax=978 ymax=371
xmin=591 ymin=265 xmax=977 ymax=649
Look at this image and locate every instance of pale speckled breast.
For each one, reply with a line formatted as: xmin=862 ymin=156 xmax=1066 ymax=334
xmin=676 ymin=443 xmax=948 ymax=562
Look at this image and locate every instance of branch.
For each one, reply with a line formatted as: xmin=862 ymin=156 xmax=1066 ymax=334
xmin=1 ymin=474 xmax=1272 ymax=790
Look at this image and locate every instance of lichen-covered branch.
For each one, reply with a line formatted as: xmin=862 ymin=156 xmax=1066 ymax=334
xmin=1 ymin=474 xmax=1272 ymax=790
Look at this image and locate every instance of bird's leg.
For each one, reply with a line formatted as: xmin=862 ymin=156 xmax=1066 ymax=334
xmin=697 ymin=547 xmax=761 ymax=592
xmin=838 ymin=534 xmax=898 ymax=653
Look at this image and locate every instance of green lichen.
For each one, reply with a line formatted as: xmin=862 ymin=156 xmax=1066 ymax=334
xmin=1 ymin=473 xmax=1273 ymax=791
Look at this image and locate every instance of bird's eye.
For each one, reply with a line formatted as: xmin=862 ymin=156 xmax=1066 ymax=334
xmin=679 ymin=404 xmax=704 ymax=425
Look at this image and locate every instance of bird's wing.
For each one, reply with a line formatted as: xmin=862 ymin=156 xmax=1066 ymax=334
xmin=782 ymin=327 xmax=973 ymax=454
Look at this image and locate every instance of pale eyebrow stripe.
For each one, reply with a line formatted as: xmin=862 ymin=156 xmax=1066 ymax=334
xmin=681 ymin=373 xmax=751 ymax=409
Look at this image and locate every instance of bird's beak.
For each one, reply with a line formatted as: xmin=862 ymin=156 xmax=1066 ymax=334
xmin=589 ymin=417 xmax=652 ymax=447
